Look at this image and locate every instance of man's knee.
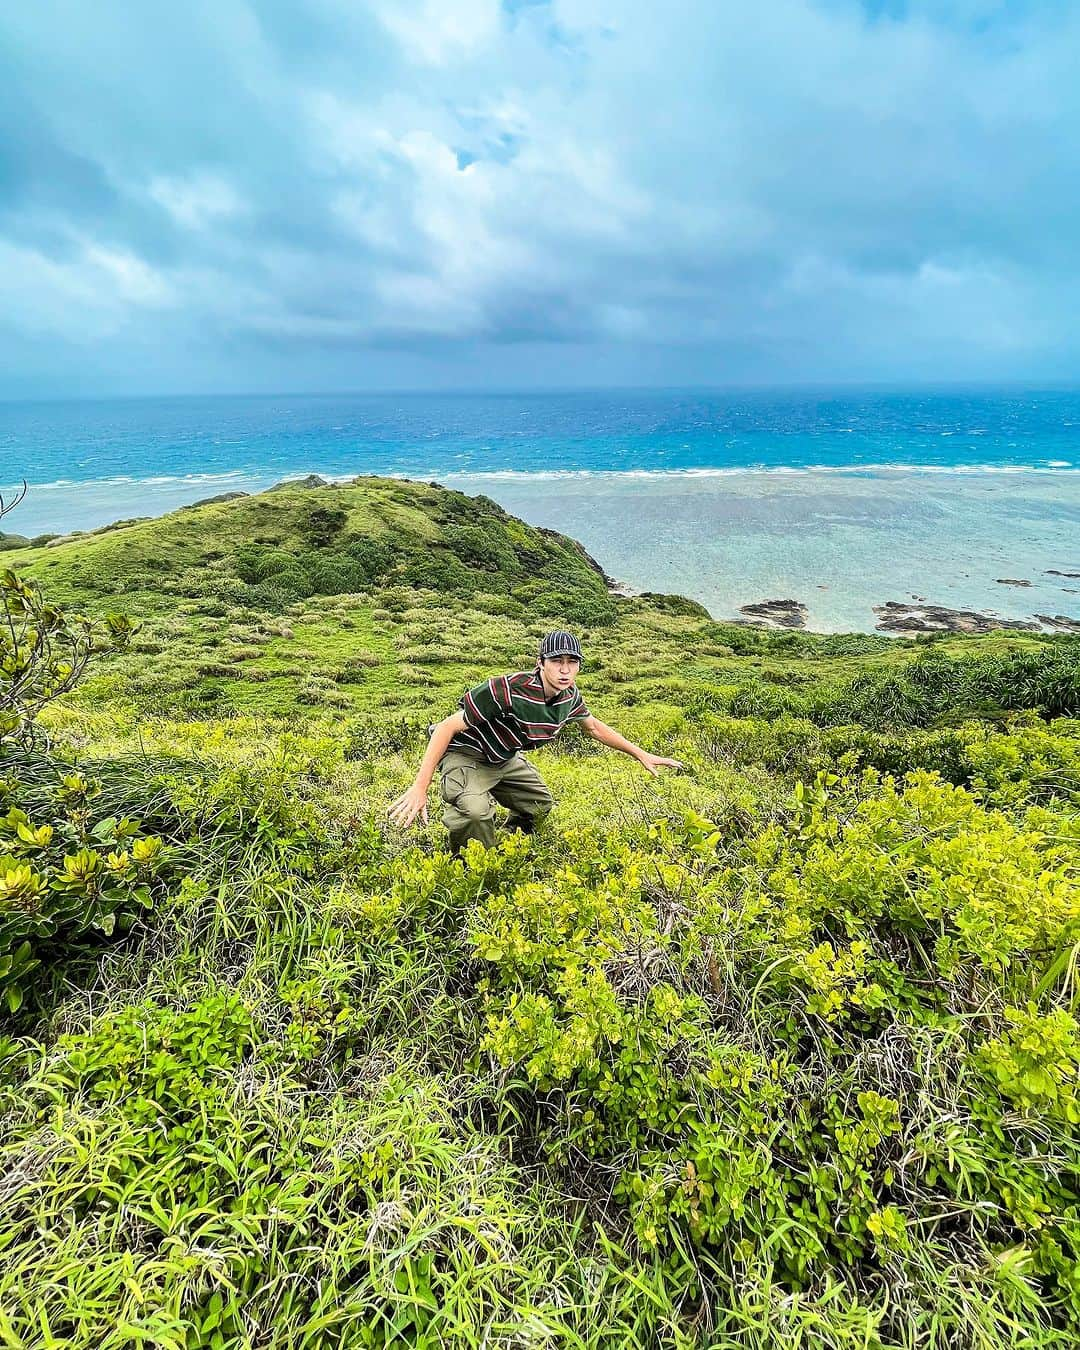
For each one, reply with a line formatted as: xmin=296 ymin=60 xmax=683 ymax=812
xmin=500 ymin=766 xmax=554 ymax=816
xmin=445 ymin=791 xmax=495 ymax=826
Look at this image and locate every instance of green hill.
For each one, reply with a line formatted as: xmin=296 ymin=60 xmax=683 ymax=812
xmin=2 ymin=477 xmax=1080 ymax=1349
xmin=17 ymin=474 xmax=618 ymax=619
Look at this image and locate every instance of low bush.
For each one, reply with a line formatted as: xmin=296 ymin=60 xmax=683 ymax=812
xmin=0 ymin=765 xmax=172 ymax=1011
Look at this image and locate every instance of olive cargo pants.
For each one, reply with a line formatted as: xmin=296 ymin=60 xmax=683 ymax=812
xmin=439 ymin=748 xmax=554 ymax=854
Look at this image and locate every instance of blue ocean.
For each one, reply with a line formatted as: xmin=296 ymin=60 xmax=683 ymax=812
xmin=3 ymin=388 xmax=1079 ymax=632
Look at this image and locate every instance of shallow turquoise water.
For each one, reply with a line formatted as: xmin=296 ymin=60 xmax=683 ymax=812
xmin=444 ymin=467 xmax=1080 ymax=632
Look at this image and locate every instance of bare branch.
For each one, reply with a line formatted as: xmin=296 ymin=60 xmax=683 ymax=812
xmin=0 ymin=479 xmax=28 ymax=523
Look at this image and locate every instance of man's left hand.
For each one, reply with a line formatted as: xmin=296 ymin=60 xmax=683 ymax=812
xmin=638 ymin=753 xmax=684 ymax=777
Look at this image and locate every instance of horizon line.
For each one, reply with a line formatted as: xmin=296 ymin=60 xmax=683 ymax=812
xmin=3 ymin=377 xmax=1080 ymax=408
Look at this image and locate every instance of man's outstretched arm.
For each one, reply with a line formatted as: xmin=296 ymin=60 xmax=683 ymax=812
xmin=580 ymin=715 xmax=683 ymax=776
xmin=388 ymin=710 xmax=468 ymax=828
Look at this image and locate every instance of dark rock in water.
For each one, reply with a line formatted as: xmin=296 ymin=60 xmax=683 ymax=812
xmin=1046 ymin=569 xmax=1080 ymax=578
xmin=183 ymin=491 xmax=249 ymax=510
xmin=874 ymin=601 xmax=1039 ymax=634
xmin=268 ymin=474 xmax=329 ymax=491
xmin=738 ymin=598 xmax=808 ymax=629
xmin=996 ymin=578 xmax=1032 ymax=587
xmin=1036 ymin=614 xmax=1080 ymax=634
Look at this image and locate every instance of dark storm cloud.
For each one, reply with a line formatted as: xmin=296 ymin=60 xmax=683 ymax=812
xmin=0 ymin=0 xmax=1078 ymax=395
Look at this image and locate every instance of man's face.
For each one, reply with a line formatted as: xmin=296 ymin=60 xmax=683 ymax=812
xmin=540 ymin=654 xmax=580 ymax=691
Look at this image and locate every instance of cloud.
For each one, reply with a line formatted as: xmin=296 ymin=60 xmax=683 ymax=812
xmin=372 ymin=0 xmax=503 ymax=65
xmin=0 ymin=0 xmax=1078 ymax=395
xmin=0 ymin=237 xmax=174 ymax=343
xmin=148 ymin=173 xmax=245 ymax=230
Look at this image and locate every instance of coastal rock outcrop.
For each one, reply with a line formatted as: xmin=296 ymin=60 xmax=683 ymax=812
xmin=268 ymin=474 xmax=329 ymax=492
xmin=738 ymin=599 xmax=808 ymax=629
xmin=995 ymin=578 xmax=1032 ymax=587
xmin=183 ymin=491 xmax=249 ymax=509
xmin=1036 ymin=614 xmax=1080 ymax=634
xmin=874 ymin=601 xmax=1039 ymax=634
xmin=1046 ymin=569 xmax=1080 ymax=578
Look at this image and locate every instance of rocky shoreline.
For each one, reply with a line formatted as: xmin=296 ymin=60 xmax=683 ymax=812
xmin=722 ymin=595 xmax=1080 ymax=635
xmin=735 ymin=599 xmax=809 ymax=629
xmin=872 ymin=601 xmax=1039 ymax=634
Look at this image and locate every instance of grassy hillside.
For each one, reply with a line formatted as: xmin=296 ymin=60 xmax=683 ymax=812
xmin=9 ymin=473 xmax=1063 ymax=733
xmin=2 ymin=477 xmax=1080 ymax=1348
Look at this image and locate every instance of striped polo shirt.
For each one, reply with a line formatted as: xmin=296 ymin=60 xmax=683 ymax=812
xmin=448 ymin=670 xmax=591 ymax=764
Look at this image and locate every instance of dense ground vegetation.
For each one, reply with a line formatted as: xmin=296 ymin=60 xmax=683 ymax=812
xmin=1 ymin=477 xmax=1079 ymax=1348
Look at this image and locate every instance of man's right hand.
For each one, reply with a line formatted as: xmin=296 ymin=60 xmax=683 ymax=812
xmin=388 ymin=781 xmax=430 ymax=828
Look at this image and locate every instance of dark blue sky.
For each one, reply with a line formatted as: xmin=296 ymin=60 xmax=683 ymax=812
xmin=1 ymin=0 xmax=1077 ymax=397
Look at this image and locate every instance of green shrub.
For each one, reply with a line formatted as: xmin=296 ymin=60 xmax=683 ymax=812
xmin=528 ymin=584 xmax=618 ymax=628
xmin=303 ymin=504 xmax=347 ymax=546
xmin=343 ymin=535 xmax=392 ymax=583
xmin=637 ymin=592 xmax=711 ymax=618
xmin=0 ymin=767 xmax=171 ymax=1011
xmin=48 ymin=989 xmax=257 ymax=1136
xmin=824 ymin=647 xmax=1080 ymax=728
xmin=442 ymin=524 xmax=518 ymax=573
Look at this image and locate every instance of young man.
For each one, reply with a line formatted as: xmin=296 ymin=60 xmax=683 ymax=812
xmin=388 ymin=630 xmax=683 ymax=853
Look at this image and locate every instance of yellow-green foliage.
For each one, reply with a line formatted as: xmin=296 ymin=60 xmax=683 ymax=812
xmin=1 ymin=480 xmax=1080 ymax=1348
